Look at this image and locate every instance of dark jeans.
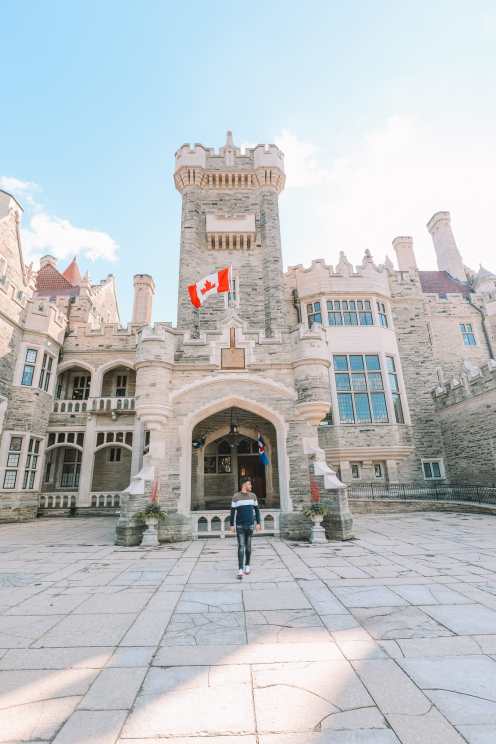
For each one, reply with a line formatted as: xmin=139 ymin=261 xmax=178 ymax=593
xmin=236 ymin=526 xmax=253 ymax=570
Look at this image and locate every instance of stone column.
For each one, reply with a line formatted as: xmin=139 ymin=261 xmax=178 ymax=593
xmin=77 ymin=414 xmax=97 ymax=507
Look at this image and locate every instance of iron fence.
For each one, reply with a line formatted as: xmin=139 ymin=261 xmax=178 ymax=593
xmin=347 ymin=483 xmax=496 ymax=506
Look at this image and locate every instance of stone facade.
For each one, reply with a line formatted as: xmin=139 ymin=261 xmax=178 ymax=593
xmin=1 ymin=132 xmax=496 ymax=534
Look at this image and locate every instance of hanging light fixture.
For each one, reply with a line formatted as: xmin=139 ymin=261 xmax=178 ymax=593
xmin=227 ymin=407 xmax=242 ymax=448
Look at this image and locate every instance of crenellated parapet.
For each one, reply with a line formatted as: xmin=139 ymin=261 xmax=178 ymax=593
xmin=432 ymin=358 xmax=496 ymax=409
xmin=285 ymin=251 xmax=392 ymax=301
xmin=24 ymin=297 xmax=67 ymax=345
xmin=174 ymin=132 xmax=285 ymax=194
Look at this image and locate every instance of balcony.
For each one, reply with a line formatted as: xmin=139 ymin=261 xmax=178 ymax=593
xmin=52 ymin=396 xmax=136 ymax=415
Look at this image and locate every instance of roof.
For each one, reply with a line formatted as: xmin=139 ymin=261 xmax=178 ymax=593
xmin=35 ymin=262 xmax=79 ymax=296
xmin=62 ymin=257 xmax=82 ymax=286
xmin=418 ymin=270 xmax=470 ymax=297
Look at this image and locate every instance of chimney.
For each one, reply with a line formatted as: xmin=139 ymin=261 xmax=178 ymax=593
xmin=132 ymin=274 xmax=155 ymax=325
xmin=392 ymin=236 xmax=417 ymax=271
xmin=427 ymin=211 xmax=466 ymax=282
xmin=39 ymin=255 xmax=57 ymax=268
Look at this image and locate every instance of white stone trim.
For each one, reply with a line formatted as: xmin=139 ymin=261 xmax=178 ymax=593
xmin=172 ymin=375 xmax=297 ymax=403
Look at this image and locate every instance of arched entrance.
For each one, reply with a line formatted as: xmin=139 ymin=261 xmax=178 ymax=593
xmin=191 ymin=407 xmax=279 ymax=510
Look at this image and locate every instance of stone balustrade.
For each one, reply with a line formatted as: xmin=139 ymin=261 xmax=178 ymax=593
xmin=192 ymin=509 xmax=279 ymax=539
xmin=53 ymin=397 xmax=136 ymax=414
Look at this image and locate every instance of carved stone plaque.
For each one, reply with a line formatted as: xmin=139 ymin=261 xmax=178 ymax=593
xmin=221 ymin=347 xmax=245 ymax=369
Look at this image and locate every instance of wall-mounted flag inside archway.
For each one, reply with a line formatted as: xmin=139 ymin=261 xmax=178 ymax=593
xmin=258 ymin=433 xmax=269 ymax=465
xmin=188 ymin=266 xmax=231 ymax=308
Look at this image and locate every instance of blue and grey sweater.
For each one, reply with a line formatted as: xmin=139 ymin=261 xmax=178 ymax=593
xmin=230 ymin=492 xmax=261 ymax=528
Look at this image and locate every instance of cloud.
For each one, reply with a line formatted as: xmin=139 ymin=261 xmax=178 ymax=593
xmin=0 ymin=177 xmax=118 ymax=264
xmin=23 ymin=213 xmax=118 ymax=263
xmin=277 ymin=117 xmax=496 ymax=272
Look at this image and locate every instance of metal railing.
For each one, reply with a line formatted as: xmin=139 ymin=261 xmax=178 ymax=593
xmin=348 ymin=483 xmax=496 ymax=506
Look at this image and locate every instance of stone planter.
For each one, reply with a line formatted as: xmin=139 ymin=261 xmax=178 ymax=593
xmin=140 ymin=516 xmax=160 ymax=547
xmin=309 ymin=513 xmax=327 ymax=544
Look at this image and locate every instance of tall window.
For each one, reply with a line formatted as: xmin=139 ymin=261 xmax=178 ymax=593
xmin=460 ymin=323 xmax=476 ymax=346
xmin=3 ymin=436 xmax=23 ymax=488
xmin=109 ymin=447 xmax=122 ymax=462
xmin=60 ymin=448 xmax=82 ymax=487
xmin=38 ymin=353 xmax=53 ymax=393
xmin=334 ymin=354 xmax=388 ymax=424
xmin=377 ymin=301 xmax=389 ymax=328
xmin=327 ymin=299 xmax=373 ymax=326
xmin=115 ymin=375 xmax=127 ymax=397
xmin=23 ymin=438 xmax=40 ymax=489
xmin=307 ymin=302 xmax=322 ymax=327
xmin=71 ymin=376 xmax=90 ymax=400
xmin=386 ymin=356 xmax=404 ymax=423
xmin=21 ymin=349 xmax=37 ymax=386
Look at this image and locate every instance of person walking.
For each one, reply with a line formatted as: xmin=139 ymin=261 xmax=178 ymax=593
xmin=230 ymin=477 xmax=261 ymax=579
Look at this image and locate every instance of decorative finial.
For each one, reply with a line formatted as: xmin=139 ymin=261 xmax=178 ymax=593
xmin=225 ymin=130 xmax=234 ymax=148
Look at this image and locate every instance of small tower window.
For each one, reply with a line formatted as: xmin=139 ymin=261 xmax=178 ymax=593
xmin=460 ymin=323 xmax=476 ymax=346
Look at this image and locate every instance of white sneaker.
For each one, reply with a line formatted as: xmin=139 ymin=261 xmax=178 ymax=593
xmin=244 ymin=566 xmax=251 ymax=575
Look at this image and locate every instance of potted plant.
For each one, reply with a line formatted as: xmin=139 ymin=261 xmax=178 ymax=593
xmin=303 ymin=500 xmax=330 ymax=525
xmin=134 ymin=480 xmax=167 ymax=546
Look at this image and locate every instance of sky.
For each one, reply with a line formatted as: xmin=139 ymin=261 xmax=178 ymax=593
xmin=2 ymin=0 xmax=496 ymax=323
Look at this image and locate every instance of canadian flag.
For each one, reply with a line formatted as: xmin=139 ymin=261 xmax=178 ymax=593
xmin=188 ymin=266 xmax=231 ymax=309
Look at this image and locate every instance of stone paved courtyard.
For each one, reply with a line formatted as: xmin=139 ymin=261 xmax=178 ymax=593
xmin=1 ymin=514 xmax=496 ymax=743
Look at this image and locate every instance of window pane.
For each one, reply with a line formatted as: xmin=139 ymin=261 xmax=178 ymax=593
xmin=25 ymin=349 xmax=37 ymax=363
xmin=10 ymin=437 xmax=22 ymax=451
xmin=351 ymin=373 xmax=367 ymax=391
xmin=432 ymin=462 xmax=441 ymax=477
xmin=335 ymin=373 xmax=351 ymax=391
xmin=218 ymin=456 xmax=232 ymax=473
xmin=364 ymin=300 xmax=371 ymax=310
xmin=21 ymin=366 xmax=34 ymax=386
xmin=386 ymin=357 xmax=396 ymax=372
xmin=326 ymin=300 xmax=333 ymax=311
xmin=314 ymin=301 xmax=321 ymax=311
xmin=338 ymin=393 xmax=354 ymax=423
xmin=7 ymin=453 xmax=19 ymax=467
xmin=354 ymin=393 xmax=372 ymax=422
xmin=359 ymin=312 xmax=374 ymax=325
xmin=365 ymin=355 xmax=380 ymax=371
xmin=334 ymin=300 xmax=341 ymax=310
xmin=371 ymin=393 xmax=388 ymax=422
xmin=204 ymin=456 xmax=217 ymax=474
xmin=349 ymin=355 xmax=364 ymax=371
xmin=218 ymin=441 xmax=230 ymax=454
xmin=313 ymin=312 xmax=322 ymax=324
xmin=393 ymin=394 xmax=404 ymax=423
xmin=388 ymin=373 xmax=399 ymax=392
xmin=343 ymin=312 xmax=358 ymax=325
xmin=3 ymin=471 xmax=16 ymax=488
xmin=368 ymin=372 xmax=384 ymax=391
xmin=333 ymin=355 xmax=348 ymax=371
xmin=349 ymin=301 xmax=356 ymax=310
xmin=423 ymin=462 xmax=432 ymax=478
xmin=328 ymin=312 xmax=343 ymax=326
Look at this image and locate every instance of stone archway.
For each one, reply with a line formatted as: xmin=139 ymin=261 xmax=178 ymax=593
xmin=191 ymin=409 xmax=280 ymax=510
xmin=178 ymin=394 xmax=290 ymax=515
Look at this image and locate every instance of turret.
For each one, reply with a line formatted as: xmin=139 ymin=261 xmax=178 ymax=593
xmin=393 ymin=236 xmax=417 ymax=272
xmin=132 ymin=274 xmax=155 ymax=325
xmin=427 ymin=211 xmax=466 ymax=282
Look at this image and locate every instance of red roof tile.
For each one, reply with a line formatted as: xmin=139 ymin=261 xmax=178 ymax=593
xmin=35 ymin=263 xmax=77 ymax=295
xmin=418 ymin=271 xmax=470 ymax=296
xmin=62 ymin=257 xmax=82 ymax=286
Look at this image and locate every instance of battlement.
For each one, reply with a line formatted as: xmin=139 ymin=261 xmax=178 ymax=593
xmin=174 ymin=133 xmax=285 ymax=192
xmin=285 ymin=252 xmax=391 ymax=298
xmin=433 ymin=359 xmax=496 ymax=409
xmin=25 ymin=297 xmax=67 ymax=344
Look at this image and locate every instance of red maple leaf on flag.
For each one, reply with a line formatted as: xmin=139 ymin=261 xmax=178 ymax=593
xmin=201 ymin=279 xmax=216 ymax=295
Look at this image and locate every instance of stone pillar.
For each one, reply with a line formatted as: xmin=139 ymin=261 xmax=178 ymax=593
xmin=77 ymin=414 xmax=97 ymax=506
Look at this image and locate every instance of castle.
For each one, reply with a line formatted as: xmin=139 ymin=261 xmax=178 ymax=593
xmin=1 ymin=131 xmax=495 ymax=541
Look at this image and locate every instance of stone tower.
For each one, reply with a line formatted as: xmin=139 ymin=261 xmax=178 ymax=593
xmin=174 ymin=131 xmax=286 ymax=335
xmin=132 ymin=274 xmax=155 ymax=325
xmin=427 ymin=211 xmax=466 ymax=282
